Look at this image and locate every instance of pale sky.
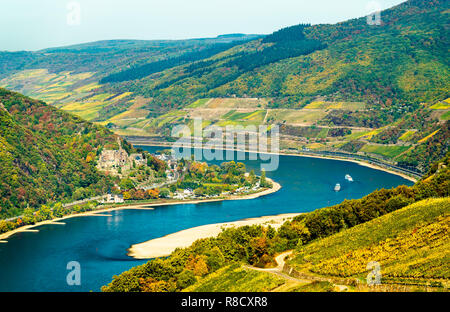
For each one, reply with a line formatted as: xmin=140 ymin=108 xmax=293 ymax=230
xmin=1 ymin=0 xmax=406 ymax=51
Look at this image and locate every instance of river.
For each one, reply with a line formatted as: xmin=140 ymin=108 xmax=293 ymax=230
xmin=0 ymin=147 xmax=413 ymax=291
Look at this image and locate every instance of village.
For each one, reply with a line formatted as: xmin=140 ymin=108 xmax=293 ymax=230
xmin=96 ymin=141 xmax=270 ymax=205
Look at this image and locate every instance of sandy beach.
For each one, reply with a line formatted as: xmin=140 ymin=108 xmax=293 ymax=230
xmin=130 ymin=141 xmax=418 ymax=183
xmin=0 ymin=179 xmax=280 ymax=241
xmin=128 ymin=212 xmax=300 ymax=259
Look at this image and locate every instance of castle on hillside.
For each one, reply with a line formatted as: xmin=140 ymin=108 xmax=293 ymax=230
xmin=98 ymin=149 xmax=128 ymax=169
xmin=97 ymin=138 xmax=146 ymax=172
xmin=97 ymin=138 xmax=129 ymax=170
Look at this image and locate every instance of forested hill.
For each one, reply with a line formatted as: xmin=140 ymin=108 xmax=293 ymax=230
xmin=0 ymin=88 xmax=127 ymax=218
xmin=114 ymin=0 xmax=448 ymax=112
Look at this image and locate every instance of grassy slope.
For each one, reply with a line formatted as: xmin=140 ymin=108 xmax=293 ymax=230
xmin=288 ymin=197 xmax=449 ymax=284
xmin=184 ymin=264 xmax=285 ymax=292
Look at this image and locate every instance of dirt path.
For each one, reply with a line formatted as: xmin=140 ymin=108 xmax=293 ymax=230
xmin=244 ymin=251 xmax=310 ymax=284
xmin=244 ymin=250 xmax=350 ymax=292
xmin=263 ymin=109 xmax=270 ymax=124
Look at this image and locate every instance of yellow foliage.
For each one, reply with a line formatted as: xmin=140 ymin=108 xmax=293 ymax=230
xmin=186 ymin=255 xmax=209 ymax=277
xmin=418 ymin=129 xmax=440 ymax=144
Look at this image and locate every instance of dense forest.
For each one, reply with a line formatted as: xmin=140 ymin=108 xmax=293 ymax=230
xmin=222 ymin=24 xmax=326 ymax=72
xmin=100 ymin=41 xmax=253 ymax=83
xmin=0 ymin=88 xmax=123 ymax=217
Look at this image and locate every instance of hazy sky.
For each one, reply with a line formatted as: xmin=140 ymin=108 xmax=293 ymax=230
xmin=1 ymin=0 xmax=406 ymax=51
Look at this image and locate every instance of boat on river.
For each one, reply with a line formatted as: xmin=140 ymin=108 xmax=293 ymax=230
xmin=345 ymin=174 xmax=353 ymax=182
xmin=334 ymin=183 xmax=341 ymax=191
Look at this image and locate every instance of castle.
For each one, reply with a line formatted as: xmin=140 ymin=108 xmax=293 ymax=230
xmin=97 ymin=138 xmax=145 ymax=172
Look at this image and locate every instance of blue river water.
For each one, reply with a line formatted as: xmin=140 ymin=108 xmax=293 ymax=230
xmin=0 ymin=146 xmax=413 ymax=291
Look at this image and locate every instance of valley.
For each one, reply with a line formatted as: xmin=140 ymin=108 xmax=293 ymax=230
xmin=0 ymin=0 xmax=448 ymax=294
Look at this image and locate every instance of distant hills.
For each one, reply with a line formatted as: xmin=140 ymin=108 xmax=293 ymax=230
xmin=0 ymin=0 xmax=448 ymax=173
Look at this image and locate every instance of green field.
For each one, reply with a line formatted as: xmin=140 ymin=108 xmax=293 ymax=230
xmin=216 ymin=110 xmax=266 ymax=126
xmin=0 ymin=69 xmax=96 ymax=106
xmin=360 ymin=144 xmax=410 ymax=158
xmin=398 ymin=130 xmax=417 ymax=141
xmin=304 ymin=101 xmax=365 ymax=110
xmin=187 ymin=98 xmax=211 ymax=108
xmin=267 ymin=109 xmax=326 ymax=125
xmin=429 ymin=101 xmax=450 ymax=110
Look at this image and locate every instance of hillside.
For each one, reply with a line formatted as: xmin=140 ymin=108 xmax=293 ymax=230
xmin=103 ymin=0 xmax=448 ymax=112
xmin=0 ymin=88 xmax=125 ymax=218
xmin=164 ymin=197 xmax=449 ymax=292
xmin=1 ymin=0 xmax=447 ymax=174
xmin=287 ymin=197 xmax=449 ymax=288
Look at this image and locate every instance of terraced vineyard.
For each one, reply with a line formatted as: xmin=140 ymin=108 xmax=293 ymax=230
xmin=287 ymin=198 xmax=450 ymax=288
xmin=2 ymin=65 xmax=448 ymax=174
xmin=184 ymin=264 xmax=285 ymax=292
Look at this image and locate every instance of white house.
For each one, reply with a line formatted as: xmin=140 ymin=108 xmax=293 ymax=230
xmin=103 ymin=194 xmax=124 ymax=204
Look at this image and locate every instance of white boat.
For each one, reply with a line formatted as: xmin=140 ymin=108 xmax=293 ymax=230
xmin=345 ymin=174 xmax=353 ymax=182
xmin=334 ymin=183 xmax=341 ymax=191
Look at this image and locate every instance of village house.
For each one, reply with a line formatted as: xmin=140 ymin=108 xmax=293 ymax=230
xmin=102 ymin=193 xmax=124 ymax=204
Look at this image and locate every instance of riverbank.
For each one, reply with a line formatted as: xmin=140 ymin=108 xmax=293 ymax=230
xmin=0 ymin=179 xmax=280 ymax=241
xmin=130 ymin=141 xmax=418 ymax=183
xmin=278 ymin=152 xmax=418 ymax=183
xmin=128 ymin=212 xmax=300 ymax=259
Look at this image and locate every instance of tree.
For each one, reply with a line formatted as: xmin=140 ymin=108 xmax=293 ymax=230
xmin=53 ymin=203 xmax=65 ymax=218
xmin=72 ymin=187 xmax=86 ymax=201
xmin=160 ymin=188 xmax=170 ymax=198
xmin=176 ymin=270 xmax=197 ymax=289
xmin=186 ymin=255 xmax=209 ymax=276
xmin=22 ymin=208 xmax=36 ymax=225
xmin=119 ymin=178 xmax=134 ymax=190
xmin=259 ymin=169 xmax=272 ymax=188
xmin=194 ymin=187 xmax=205 ymax=197
xmin=37 ymin=205 xmax=53 ymax=221
xmin=206 ymin=247 xmax=225 ymax=271
xmin=249 ymin=169 xmax=257 ymax=184
xmin=123 ymin=191 xmax=132 ymax=200
xmin=147 ymin=188 xmax=160 ymax=199
xmin=139 ymin=278 xmax=177 ymax=292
